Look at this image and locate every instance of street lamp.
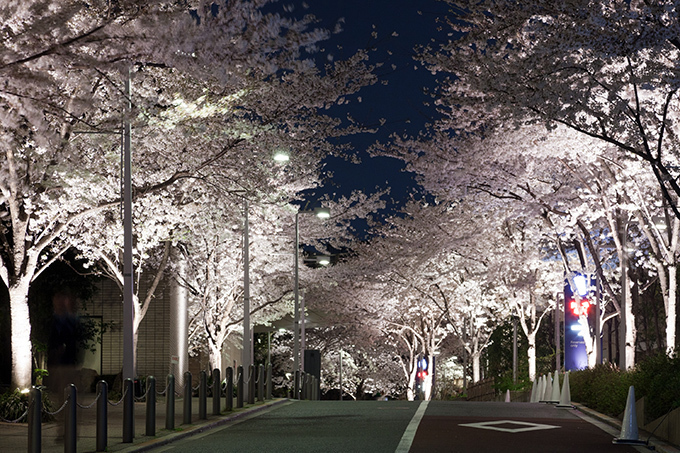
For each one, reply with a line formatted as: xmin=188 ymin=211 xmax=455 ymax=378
xmin=273 ymin=149 xmax=290 ymax=162
xmin=293 ymin=207 xmax=330 ymax=376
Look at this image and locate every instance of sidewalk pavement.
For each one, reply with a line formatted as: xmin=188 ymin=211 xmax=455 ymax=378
xmin=573 ymin=402 xmax=680 ymax=453
xmin=0 ymin=393 xmax=289 ymax=453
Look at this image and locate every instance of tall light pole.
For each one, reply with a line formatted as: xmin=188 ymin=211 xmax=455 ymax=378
xmin=293 ymin=207 xmax=330 ymax=375
xmin=122 ymin=68 xmax=135 ymax=381
xmin=243 ymin=198 xmax=251 ymax=379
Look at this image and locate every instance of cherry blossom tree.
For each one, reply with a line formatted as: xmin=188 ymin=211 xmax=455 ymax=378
xmin=421 ymin=0 xmax=680 ymax=219
xmin=0 ymin=0 xmax=377 ymax=389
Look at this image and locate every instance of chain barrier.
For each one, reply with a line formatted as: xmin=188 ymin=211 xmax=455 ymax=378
xmin=76 ymin=389 xmax=102 ymax=409
xmin=0 ymin=409 xmax=28 ymax=423
xmin=107 ymin=385 xmax=128 ymax=407
xmin=44 ymin=394 xmax=71 ymax=416
xmin=134 ymin=384 xmax=150 ymax=402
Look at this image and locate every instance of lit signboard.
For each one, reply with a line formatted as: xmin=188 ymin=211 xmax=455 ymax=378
xmin=564 ymin=273 xmax=593 ymax=371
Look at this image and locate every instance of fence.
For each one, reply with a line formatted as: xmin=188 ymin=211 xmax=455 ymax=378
xmin=466 ymin=377 xmax=496 ymax=401
xmin=17 ymin=364 xmax=320 ymax=453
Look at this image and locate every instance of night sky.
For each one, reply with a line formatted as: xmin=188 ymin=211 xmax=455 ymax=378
xmin=281 ymin=0 xmax=452 ymax=204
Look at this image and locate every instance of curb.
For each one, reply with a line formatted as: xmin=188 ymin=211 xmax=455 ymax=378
xmin=114 ymin=398 xmax=292 ymax=452
xmin=573 ymin=402 xmax=680 ymax=453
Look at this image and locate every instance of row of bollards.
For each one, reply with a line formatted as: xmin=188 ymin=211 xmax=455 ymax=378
xmin=27 ymin=363 xmax=278 ymax=453
xmin=293 ymin=370 xmax=320 ymax=401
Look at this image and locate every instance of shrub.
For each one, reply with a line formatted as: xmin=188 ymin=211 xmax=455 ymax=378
xmin=0 ymin=389 xmax=54 ymax=423
xmin=570 ymin=363 xmax=632 ymax=417
xmin=569 ymin=354 xmax=680 ymax=422
xmin=631 ymin=352 xmax=680 ymax=422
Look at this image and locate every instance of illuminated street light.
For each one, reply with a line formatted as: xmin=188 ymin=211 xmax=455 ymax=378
xmin=273 ymin=149 xmax=290 ymax=162
xmin=316 ymin=255 xmax=331 ymax=266
xmin=293 ymin=207 xmax=330 ymax=380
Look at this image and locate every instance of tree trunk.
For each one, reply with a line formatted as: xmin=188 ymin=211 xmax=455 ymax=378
xmin=624 ymin=279 xmax=636 ymax=369
xmin=9 ymin=281 xmax=33 ymax=390
xmin=527 ymin=333 xmax=536 ymax=381
xmin=471 ymin=353 xmax=481 ymax=383
xmin=208 ymin=340 xmax=223 ymax=373
xmin=667 ymin=264 xmax=677 ymax=354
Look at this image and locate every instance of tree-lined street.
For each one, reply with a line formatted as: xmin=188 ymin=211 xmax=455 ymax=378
xmin=151 ymin=400 xmax=644 ymax=453
xmin=2 ymin=2 xmax=680 ymax=442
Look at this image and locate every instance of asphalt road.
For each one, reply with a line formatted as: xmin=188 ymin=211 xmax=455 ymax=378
xmin=151 ymin=400 xmax=647 ymax=453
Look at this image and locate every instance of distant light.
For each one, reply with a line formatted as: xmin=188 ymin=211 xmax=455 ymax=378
xmin=573 ymin=274 xmax=588 ymax=296
xmin=653 ymin=216 xmax=667 ymax=230
xmin=317 ymin=255 xmax=331 ymax=266
xmin=314 ymin=207 xmax=330 ymax=219
xmin=273 ymin=150 xmax=290 ymax=162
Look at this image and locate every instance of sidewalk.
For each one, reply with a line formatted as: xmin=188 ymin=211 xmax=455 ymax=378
xmin=0 ymin=393 xmax=288 ymax=453
xmin=573 ymin=402 xmax=680 ymax=453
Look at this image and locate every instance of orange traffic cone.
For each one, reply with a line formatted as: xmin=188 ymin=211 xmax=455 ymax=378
xmin=612 ymin=386 xmax=647 ymax=445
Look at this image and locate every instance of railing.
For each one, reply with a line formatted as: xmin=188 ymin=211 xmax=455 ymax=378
xmin=466 ymin=377 xmax=496 ymax=401
xmin=24 ymin=363 xmax=288 ymax=453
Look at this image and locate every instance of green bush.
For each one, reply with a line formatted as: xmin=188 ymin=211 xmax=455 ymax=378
xmin=0 ymin=389 xmax=54 ymax=423
xmin=570 ymin=363 xmax=632 ymax=417
xmin=569 ymin=354 xmax=680 ymax=422
xmin=631 ymin=352 xmax=680 ymax=422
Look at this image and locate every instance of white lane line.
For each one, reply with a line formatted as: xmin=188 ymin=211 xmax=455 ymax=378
xmin=395 ymin=400 xmax=429 ymax=453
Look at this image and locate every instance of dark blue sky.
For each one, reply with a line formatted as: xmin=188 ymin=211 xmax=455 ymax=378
xmin=283 ymin=0 xmax=452 ymax=203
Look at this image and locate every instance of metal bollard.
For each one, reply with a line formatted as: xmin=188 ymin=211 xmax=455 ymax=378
xmin=166 ymin=374 xmax=175 ymax=430
xmin=294 ymin=370 xmax=300 ymax=400
xmin=199 ymin=370 xmax=207 ymax=420
xmin=123 ymin=378 xmax=134 ymax=443
xmin=248 ymin=365 xmax=256 ymax=405
xmin=236 ymin=366 xmax=244 ymax=408
xmin=225 ymin=367 xmax=233 ymax=411
xmin=300 ymin=372 xmax=307 ymax=400
xmin=314 ymin=376 xmax=321 ymax=401
xmin=258 ymin=365 xmax=265 ymax=402
xmin=64 ymin=384 xmax=77 ymax=453
xmin=183 ymin=371 xmax=192 ymax=425
xmin=266 ymin=363 xmax=272 ymax=400
xmin=212 ymin=368 xmax=221 ymax=415
xmin=28 ymin=387 xmax=41 ymax=453
xmin=307 ymin=374 xmax=313 ymax=401
xmin=146 ymin=376 xmax=156 ymax=436
xmin=96 ymin=380 xmax=108 ymax=452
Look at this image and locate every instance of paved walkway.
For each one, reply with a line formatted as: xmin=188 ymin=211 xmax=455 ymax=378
xmin=0 ymin=392 xmax=287 ymax=453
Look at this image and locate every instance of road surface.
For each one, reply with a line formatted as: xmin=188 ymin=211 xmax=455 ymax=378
xmin=151 ymin=400 xmax=645 ymax=452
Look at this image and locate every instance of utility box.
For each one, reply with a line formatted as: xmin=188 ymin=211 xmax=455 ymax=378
xmin=304 ymin=349 xmax=321 ymax=398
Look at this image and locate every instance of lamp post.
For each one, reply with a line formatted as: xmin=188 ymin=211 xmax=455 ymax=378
xmin=243 ymin=198 xmax=251 ymax=382
xmin=293 ymin=207 xmax=330 ymax=375
xmin=122 ymin=68 xmax=135 ymax=381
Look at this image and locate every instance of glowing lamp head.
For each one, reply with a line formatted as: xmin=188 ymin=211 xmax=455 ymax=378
xmin=573 ymin=274 xmax=588 ymax=297
xmin=314 ymin=207 xmax=330 ymax=219
xmin=273 ymin=150 xmax=290 ymax=162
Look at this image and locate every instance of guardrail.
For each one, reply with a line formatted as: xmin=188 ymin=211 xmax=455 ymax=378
xmin=21 ymin=363 xmax=316 ymax=453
